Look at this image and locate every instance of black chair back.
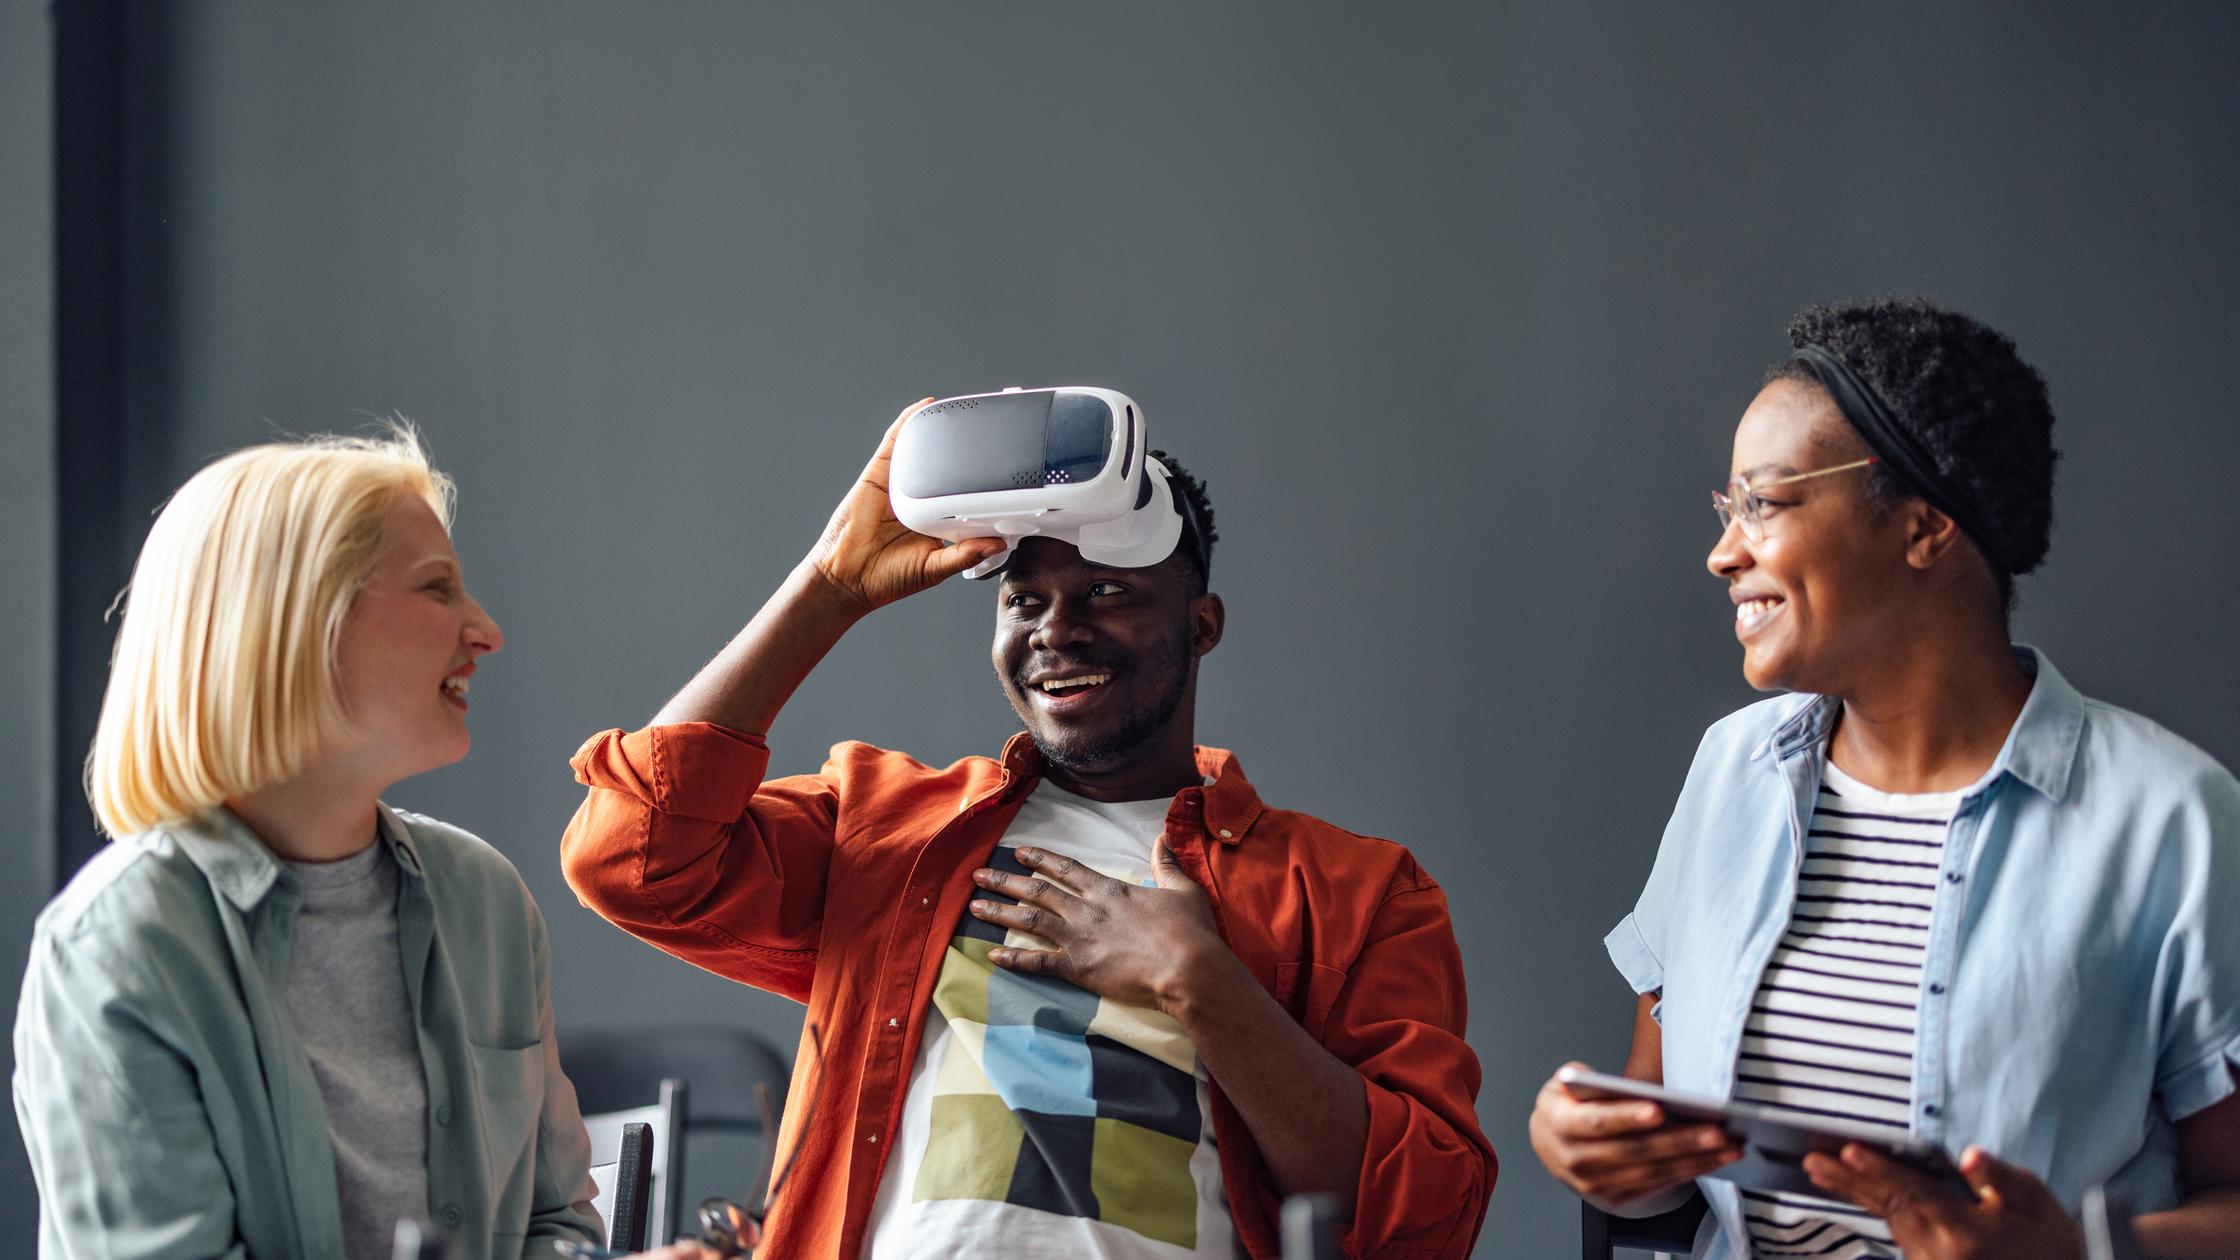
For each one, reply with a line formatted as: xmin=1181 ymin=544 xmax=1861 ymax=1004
xmin=1582 ymin=1194 xmax=1708 ymax=1259
xmin=561 ymin=1024 xmax=793 ymax=1244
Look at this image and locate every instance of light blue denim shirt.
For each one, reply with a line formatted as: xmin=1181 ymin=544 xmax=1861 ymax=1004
xmin=13 ymin=806 xmax=602 ymax=1260
xmin=1606 ymin=649 xmax=2240 ymax=1259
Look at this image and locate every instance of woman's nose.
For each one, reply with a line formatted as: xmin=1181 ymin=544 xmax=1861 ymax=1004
xmin=464 ymin=594 xmax=504 ymax=655
xmin=1706 ymin=517 xmax=1751 ymax=580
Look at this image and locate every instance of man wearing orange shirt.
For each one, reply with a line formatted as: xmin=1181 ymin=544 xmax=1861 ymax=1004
xmin=561 ymin=408 xmax=1494 ymax=1258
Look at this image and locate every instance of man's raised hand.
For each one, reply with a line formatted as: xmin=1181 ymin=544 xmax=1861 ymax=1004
xmin=805 ymin=400 xmax=1008 ymax=617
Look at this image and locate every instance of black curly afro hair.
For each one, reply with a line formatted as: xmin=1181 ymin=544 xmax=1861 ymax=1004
xmin=1149 ymin=448 xmax=1217 ymax=595
xmin=1767 ymin=297 xmax=2059 ymax=606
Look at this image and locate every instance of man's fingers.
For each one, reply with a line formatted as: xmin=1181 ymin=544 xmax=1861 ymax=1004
xmin=855 ymin=397 xmax=936 ymax=489
xmin=1149 ymin=837 xmax=1198 ymax=890
xmin=877 ymin=398 xmax=934 ymax=458
xmin=972 ymin=867 xmax=1082 ymax=912
xmin=1013 ymin=846 xmax=1106 ymax=893
xmin=970 ymin=898 xmax=1065 ymax=941
xmin=989 ymin=945 xmax=1064 ymax=977
xmin=925 ymin=536 xmax=1008 ymax=580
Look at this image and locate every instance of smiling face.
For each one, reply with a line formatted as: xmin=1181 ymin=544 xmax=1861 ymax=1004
xmin=1707 ymin=379 xmax=1920 ymax=695
xmin=992 ymin=536 xmax=1222 ymax=785
xmin=330 ymin=492 xmax=504 ymax=786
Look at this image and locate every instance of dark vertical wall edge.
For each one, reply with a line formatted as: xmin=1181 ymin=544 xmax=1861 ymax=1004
xmin=8 ymin=0 xmax=64 ymax=1244
xmin=53 ymin=0 xmax=130 ymax=882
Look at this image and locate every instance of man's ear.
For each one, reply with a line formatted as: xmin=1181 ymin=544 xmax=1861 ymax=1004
xmin=1190 ymin=592 xmax=1225 ymax=658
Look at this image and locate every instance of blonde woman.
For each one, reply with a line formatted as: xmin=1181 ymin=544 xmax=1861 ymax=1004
xmin=13 ymin=431 xmax=700 ymax=1260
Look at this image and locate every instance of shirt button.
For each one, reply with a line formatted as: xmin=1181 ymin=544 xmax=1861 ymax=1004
xmin=920 ymin=897 xmax=931 ymax=908
xmin=1945 ymin=870 xmax=1963 ymax=884
xmin=1218 ymin=829 xmax=1233 ymax=839
xmin=867 ymin=1132 xmax=880 ymax=1144
xmin=439 ymin=1205 xmax=463 ymax=1227
xmin=887 ymin=1018 xmax=900 ymax=1030
xmin=1923 ymin=1104 xmax=1940 ymax=1118
xmin=435 ymin=1103 xmax=454 ymax=1126
xmin=1928 ymin=983 xmax=1946 ymax=996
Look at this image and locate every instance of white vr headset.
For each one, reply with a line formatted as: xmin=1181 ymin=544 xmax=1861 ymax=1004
xmin=889 ymin=386 xmax=1197 ymax=580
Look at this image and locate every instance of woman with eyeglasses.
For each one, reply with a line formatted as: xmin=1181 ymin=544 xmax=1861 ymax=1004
xmin=1528 ymin=299 xmax=2240 ymax=1258
xmin=12 ymin=431 xmax=708 ymax=1260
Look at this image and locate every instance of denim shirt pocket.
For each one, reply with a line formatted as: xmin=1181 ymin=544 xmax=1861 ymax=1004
xmin=1274 ymin=961 xmax=1349 ymax=1043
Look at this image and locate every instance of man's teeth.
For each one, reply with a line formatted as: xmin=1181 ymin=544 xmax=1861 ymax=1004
xmin=1736 ymin=598 xmax=1782 ymax=621
xmin=441 ymin=676 xmax=469 ymax=698
xmin=1039 ymin=674 xmax=1112 ymax=695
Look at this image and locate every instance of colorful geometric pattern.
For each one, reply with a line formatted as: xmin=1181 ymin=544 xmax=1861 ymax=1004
xmin=911 ymin=846 xmax=1205 ymax=1248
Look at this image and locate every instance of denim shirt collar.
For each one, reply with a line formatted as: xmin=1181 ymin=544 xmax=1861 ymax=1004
xmin=1749 ymin=645 xmax=2086 ymax=803
xmin=162 ymin=802 xmax=428 ymax=912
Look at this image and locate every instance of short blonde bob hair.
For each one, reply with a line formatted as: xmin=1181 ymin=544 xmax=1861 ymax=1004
xmin=87 ymin=426 xmax=455 ymax=838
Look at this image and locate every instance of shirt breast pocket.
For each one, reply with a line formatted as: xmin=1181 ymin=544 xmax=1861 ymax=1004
xmin=469 ymin=1039 xmax=545 ymax=1189
xmin=1274 ymin=961 xmax=1349 ymax=1043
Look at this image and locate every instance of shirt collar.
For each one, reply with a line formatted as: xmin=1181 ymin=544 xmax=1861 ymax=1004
xmin=160 ymin=801 xmax=427 ymax=911
xmin=1993 ymin=647 xmax=2085 ymax=801
xmin=1754 ymin=645 xmax=2084 ymax=802
xmin=1192 ymin=746 xmax=1265 ymax=844
xmin=374 ymin=804 xmax=429 ymax=876
xmin=994 ymin=734 xmax=1266 ymax=844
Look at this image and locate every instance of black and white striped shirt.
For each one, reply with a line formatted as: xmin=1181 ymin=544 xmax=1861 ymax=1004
xmin=1736 ymin=759 xmax=1959 ymax=1260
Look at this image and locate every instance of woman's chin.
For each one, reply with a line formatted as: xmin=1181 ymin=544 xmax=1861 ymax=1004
xmin=1739 ymin=647 xmax=1791 ymax=693
xmin=400 ymin=734 xmax=473 ymax=780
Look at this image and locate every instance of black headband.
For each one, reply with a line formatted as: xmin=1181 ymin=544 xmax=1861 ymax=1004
xmin=1789 ymin=343 xmax=2009 ymax=574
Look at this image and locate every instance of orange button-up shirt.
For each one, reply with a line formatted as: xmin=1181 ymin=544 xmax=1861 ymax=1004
xmin=562 ymin=723 xmax=1494 ymax=1258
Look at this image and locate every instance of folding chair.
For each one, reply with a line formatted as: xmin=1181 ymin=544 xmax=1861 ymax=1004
xmin=588 ymin=1120 xmax=656 ymax=1252
xmin=1582 ymin=1193 xmax=1708 ymax=1260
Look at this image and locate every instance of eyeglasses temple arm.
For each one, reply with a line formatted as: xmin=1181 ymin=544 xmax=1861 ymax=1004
xmin=1757 ymin=455 xmax=1878 ymax=490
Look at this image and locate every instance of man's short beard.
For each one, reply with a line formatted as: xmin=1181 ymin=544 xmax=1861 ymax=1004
xmin=1024 ymin=627 xmax=1192 ymax=775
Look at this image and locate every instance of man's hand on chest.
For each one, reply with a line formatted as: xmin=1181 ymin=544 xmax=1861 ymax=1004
xmin=968 ymin=840 xmax=1245 ymax=1018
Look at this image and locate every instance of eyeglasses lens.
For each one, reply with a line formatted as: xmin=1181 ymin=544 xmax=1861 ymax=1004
xmin=1714 ymin=480 xmax=1763 ymax=541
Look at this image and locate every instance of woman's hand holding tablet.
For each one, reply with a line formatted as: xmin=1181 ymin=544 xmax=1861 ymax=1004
xmin=1527 ymin=1062 xmax=1745 ymax=1215
xmin=1552 ymin=1066 xmax=1974 ymax=1206
xmin=1801 ymin=1143 xmax=2091 ymax=1260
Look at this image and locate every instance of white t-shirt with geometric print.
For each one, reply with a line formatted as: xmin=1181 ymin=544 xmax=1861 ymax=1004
xmin=862 ymin=780 xmax=1235 ymax=1259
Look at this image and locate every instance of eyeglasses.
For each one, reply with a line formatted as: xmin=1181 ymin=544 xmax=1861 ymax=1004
xmin=1711 ymin=457 xmax=1877 ymax=541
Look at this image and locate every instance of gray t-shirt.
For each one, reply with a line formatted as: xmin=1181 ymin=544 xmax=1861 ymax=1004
xmin=283 ymin=838 xmax=430 ymax=1260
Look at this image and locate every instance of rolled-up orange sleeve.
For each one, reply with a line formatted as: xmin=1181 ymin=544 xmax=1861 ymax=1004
xmin=561 ymin=722 xmax=839 ymax=1003
xmin=1332 ymin=882 xmax=1494 ymax=1259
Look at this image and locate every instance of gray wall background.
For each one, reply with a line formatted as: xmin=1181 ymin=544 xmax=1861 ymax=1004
xmin=11 ymin=3 xmax=2240 ymax=1254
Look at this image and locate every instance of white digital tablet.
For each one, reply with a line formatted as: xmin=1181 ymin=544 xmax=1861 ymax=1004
xmin=1555 ymin=1067 xmax=1971 ymax=1204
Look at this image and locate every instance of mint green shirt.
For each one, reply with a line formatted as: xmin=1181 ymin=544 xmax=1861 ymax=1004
xmin=13 ymin=806 xmax=603 ymax=1259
